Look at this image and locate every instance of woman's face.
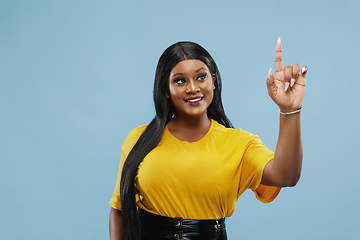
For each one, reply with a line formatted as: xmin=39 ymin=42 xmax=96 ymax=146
xmin=168 ymin=59 xmax=215 ymax=118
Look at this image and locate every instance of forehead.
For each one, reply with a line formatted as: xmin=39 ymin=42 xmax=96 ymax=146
xmin=170 ymin=60 xmax=209 ymax=76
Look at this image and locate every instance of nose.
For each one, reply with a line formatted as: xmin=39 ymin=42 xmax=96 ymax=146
xmin=186 ymin=79 xmax=200 ymax=94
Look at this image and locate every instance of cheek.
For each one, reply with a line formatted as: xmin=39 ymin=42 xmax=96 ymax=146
xmin=205 ymin=84 xmax=215 ymax=98
xmin=207 ymin=91 xmax=214 ymax=104
xmin=168 ymin=87 xmax=176 ymax=97
xmin=168 ymin=85 xmax=183 ymax=99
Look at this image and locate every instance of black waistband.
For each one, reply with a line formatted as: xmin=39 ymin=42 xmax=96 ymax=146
xmin=138 ymin=209 xmax=226 ymax=230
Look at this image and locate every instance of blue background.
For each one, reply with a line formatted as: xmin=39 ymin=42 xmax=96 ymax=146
xmin=1 ymin=0 xmax=359 ymax=239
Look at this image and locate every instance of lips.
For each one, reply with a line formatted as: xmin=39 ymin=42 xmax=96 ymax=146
xmin=183 ymin=96 xmax=204 ymax=106
xmin=184 ymin=96 xmax=204 ymax=103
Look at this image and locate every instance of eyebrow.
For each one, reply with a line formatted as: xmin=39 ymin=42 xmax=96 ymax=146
xmin=170 ymin=67 xmax=208 ymax=79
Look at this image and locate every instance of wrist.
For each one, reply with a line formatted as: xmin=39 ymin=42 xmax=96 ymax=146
xmin=279 ymin=107 xmax=302 ymax=115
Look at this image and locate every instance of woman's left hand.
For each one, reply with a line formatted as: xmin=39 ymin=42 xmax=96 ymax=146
xmin=266 ymin=38 xmax=308 ymax=112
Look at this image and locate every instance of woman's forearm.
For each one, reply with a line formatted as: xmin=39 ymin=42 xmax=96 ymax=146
xmin=274 ymin=112 xmax=303 ymax=185
xmin=262 ymin=112 xmax=303 ymax=187
xmin=109 ymin=207 xmax=124 ymax=240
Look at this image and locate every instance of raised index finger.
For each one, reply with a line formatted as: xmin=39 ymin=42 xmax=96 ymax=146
xmin=275 ymin=37 xmax=283 ymax=75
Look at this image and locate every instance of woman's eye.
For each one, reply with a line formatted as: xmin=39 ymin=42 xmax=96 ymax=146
xmin=174 ymin=78 xmax=185 ymax=84
xmin=197 ymin=74 xmax=207 ymax=81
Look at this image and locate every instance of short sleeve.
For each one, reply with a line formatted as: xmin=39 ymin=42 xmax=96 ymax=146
xmin=109 ymin=147 xmax=127 ymax=210
xmin=239 ymin=135 xmax=281 ymax=203
xmin=109 ymin=125 xmax=147 ymax=210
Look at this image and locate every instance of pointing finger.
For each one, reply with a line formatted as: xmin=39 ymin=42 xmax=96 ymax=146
xmin=275 ymin=37 xmax=283 ymax=75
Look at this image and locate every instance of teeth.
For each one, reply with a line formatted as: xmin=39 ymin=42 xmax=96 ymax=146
xmin=187 ymin=97 xmax=202 ymax=102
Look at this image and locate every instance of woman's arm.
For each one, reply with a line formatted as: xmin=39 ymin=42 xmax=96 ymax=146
xmin=261 ymin=38 xmax=308 ymax=187
xmin=109 ymin=207 xmax=124 ymax=240
xmin=262 ymin=113 xmax=302 ymax=187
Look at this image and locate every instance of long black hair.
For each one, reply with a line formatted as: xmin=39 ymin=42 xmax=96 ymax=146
xmin=120 ymin=41 xmax=233 ymax=240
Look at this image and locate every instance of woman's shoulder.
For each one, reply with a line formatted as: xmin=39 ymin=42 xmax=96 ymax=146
xmin=128 ymin=124 xmax=148 ymax=136
xmin=212 ymin=119 xmax=255 ymax=140
xmin=122 ymin=124 xmax=148 ymax=150
xmin=211 ymin=120 xmax=263 ymax=149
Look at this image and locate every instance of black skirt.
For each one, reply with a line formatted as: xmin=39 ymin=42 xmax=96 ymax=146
xmin=138 ymin=209 xmax=227 ymax=240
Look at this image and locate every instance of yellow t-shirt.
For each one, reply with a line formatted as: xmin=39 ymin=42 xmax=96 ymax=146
xmin=109 ymin=119 xmax=281 ymax=219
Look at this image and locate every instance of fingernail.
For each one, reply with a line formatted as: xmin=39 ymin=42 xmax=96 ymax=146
xmin=268 ymin=68 xmax=272 ymax=78
xmin=285 ymin=82 xmax=289 ymax=91
xmin=301 ymin=66 xmax=308 ymax=74
xmin=277 ymin=37 xmax=281 ymax=43
xmin=290 ymin=78 xmax=295 ymax=87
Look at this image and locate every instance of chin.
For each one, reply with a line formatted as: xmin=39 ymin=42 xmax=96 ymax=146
xmin=182 ymin=109 xmax=208 ymax=117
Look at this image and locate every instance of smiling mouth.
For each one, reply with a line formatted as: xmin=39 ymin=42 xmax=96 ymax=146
xmin=184 ymin=97 xmax=204 ymax=103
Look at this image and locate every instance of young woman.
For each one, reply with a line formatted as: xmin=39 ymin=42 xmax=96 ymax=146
xmin=109 ymin=39 xmax=308 ymax=240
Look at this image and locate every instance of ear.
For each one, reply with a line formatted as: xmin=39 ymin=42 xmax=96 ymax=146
xmin=212 ymin=73 xmax=216 ymax=89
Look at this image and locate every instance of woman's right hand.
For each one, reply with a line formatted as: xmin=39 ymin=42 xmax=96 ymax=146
xmin=266 ymin=37 xmax=308 ymax=113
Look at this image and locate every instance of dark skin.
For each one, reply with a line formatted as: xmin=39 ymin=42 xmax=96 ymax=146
xmin=109 ymin=208 xmax=124 ymax=240
xmin=262 ymin=38 xmax=307 ymax=187
xmin=109 ymin=39 xmax=308 ymax=239
xmin=166 ymin=59 xmax=215 ymax=143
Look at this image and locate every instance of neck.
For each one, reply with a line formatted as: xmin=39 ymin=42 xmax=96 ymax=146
xmin=170 ymin=112 xmax=211 ymax=129
xmin=166 ymin=112 xmax=212 ymax=143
